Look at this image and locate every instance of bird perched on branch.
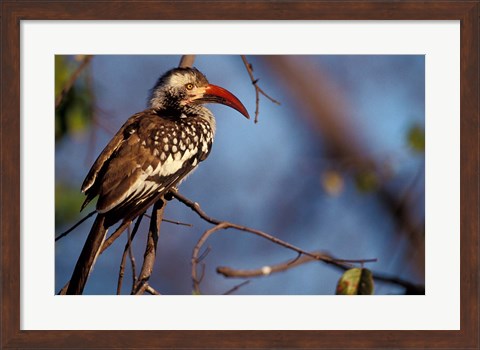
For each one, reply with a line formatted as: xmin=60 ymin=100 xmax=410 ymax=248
xmin=66 ymin=67 xmax=249 ymax=294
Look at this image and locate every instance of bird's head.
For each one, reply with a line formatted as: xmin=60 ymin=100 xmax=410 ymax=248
xmin=149 ymin=67 xmax=250 ymax=119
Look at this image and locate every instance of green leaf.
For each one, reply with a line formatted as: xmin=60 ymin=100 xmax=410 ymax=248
xmin=55 ymin=55 xmax=93 ymax=141
xmin=407 ymin=125 xmax=425 ymax=153
xmin=55 ymin=182 xmax=85 ymax=227
xmin=336 ymin=268 xmax=374 ymax=295
xmin=354 ymin=170 xmax=378 ymax=193
xmin=55 ymin=56 xmax=72 ymax=96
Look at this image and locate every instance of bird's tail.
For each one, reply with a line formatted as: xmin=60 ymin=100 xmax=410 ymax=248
xmin=66 ymin=214 xmax=108 ymax=295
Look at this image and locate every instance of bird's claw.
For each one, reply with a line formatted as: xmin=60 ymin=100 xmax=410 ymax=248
xmin=165 ymin=187 xmax=178 ymax=201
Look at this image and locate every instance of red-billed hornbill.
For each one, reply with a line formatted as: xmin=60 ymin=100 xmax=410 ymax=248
xmin=66 ymin=67 xmax=249 ymax=294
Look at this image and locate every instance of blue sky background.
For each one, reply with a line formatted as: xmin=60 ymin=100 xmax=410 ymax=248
xmin=55 ymin=55 xmax=425 ymax=295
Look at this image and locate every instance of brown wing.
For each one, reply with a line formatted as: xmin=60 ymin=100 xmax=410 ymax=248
xmin=82 ymin=109 xmax=212 ymax=225
xmin=80 ymin=112 xmax=144 ymax=210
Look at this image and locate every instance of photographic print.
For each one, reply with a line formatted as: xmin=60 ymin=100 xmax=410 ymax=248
xmin=4 ymin=1 xmax=476 ymax=347
xmin=55 ymin=55 xmax=425 ymax=295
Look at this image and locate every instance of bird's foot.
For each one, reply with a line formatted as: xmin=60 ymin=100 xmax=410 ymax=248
xmin=165 ymin=187 xmax=178 ymax=201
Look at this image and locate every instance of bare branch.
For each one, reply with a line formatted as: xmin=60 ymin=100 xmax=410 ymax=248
xmin=55 ymin=210 xmax=96 ymax=241
xmin=222 ymin=280 xmax=251 ymax=295
xmin=101 ymin=219 xmax=132 ymax=253
xmin=179 ymin=55 xmax=196 ymax=68
xmin=133 ymin=199 xmax=165 ymax=295
xmin=174 ymin=191 xmax=422 ymax=294
xmin=171 ymin=190 xmax=222 ymax=225
xmin=217 ymin=252 xmax=331 ymax=278
xmin=145 ymin=284 xmax=161 ymax=295
xmin=144 ymin=213 xmax=192 ymax=227
xmin=175 ymin=191 xmax=377 ymax=294
xmin=117 ymin=229 xmax=129 ymax=295
xmin=218 ymin=253 xmax=424 ymax=294
xmin=117 ymin=215 xmax=143 ymax=295
xmin=372 ymin=273 xmax=425 ymax=295
xmin=128 ymin=230 xmax=138 ymax=293
xmin=191 ymin=223 xmax=229 ymax=294
xmin=55 ymin=55 xmax=93 ymax=108
xmin=174 ymin=191 xmax=368 ymax=267
xmin=240 ymin=55 xmax=280 ymax=123
xmin=161 ymin=218 xmax=193 ymax=227
xmin=197 ymin=246 xmax=212 ymax=264
xmin=217 ymin=252 xmax=376 ymax=279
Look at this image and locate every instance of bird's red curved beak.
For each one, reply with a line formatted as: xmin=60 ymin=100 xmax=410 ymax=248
xmin=199 ymin=84 xmax=250 ymax=119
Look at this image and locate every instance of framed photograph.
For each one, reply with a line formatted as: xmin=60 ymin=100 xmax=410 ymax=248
xmin=1 ymin=1 xmax=478 ymax=348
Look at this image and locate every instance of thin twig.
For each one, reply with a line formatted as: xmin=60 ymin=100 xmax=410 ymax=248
xmin=101 ymin=220 xmax=132 ymax=253
xmin=240 ymin=55 xmax=280 ymax=123
xmin=172 ymin=191 xmax=424 ymax=294
xmin=55 ymin=210 xmax=96 ymax=241
xmin=117 ymin=227 xmax=129 ymax=295
xmin=190 ymin=222 xmax=369 ymax=294
xmin=173 ymin=192 xmax=369 ymax=268
xmin=198 ymin=263 xmax=206 ymax=287
xmin=55 ymin=55 xmax=93 ymax=108
xmin=161 ymin=218 xmax=193 ymax=227
xmin=218 ymin=255 xmax=424 ymax=294
xmin=133 ymin=200 xmax=165 ymax=295
xmin=128 ymin=230 xmax=138 ymax=294
xmin=179 ymin=55 xmax=196 ymax=68
xmin=217 ymin=252 xmax=376 ymax=279
xmin=222 ymin=280 xmax=251 ymax=295
xmin=372 ymin=274 xmax=425 ymax=294
xmin=145 ymin=284 xmax=161 ymax=295
xmin=334 ymin=258 xmax=378 ymax=264
xmin=197 ymin=246 xmax=212 ymax=264
xmin=171 ymin=190 xmax=221 ymax=225
xmin=191 ymin=223 xmax=229 ymax=294
xmin=117 ymin=214 xmax=143 ymax=295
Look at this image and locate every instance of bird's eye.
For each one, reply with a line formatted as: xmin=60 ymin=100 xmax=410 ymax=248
xmin=185 ymin=83 xmax=194 ymax=90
